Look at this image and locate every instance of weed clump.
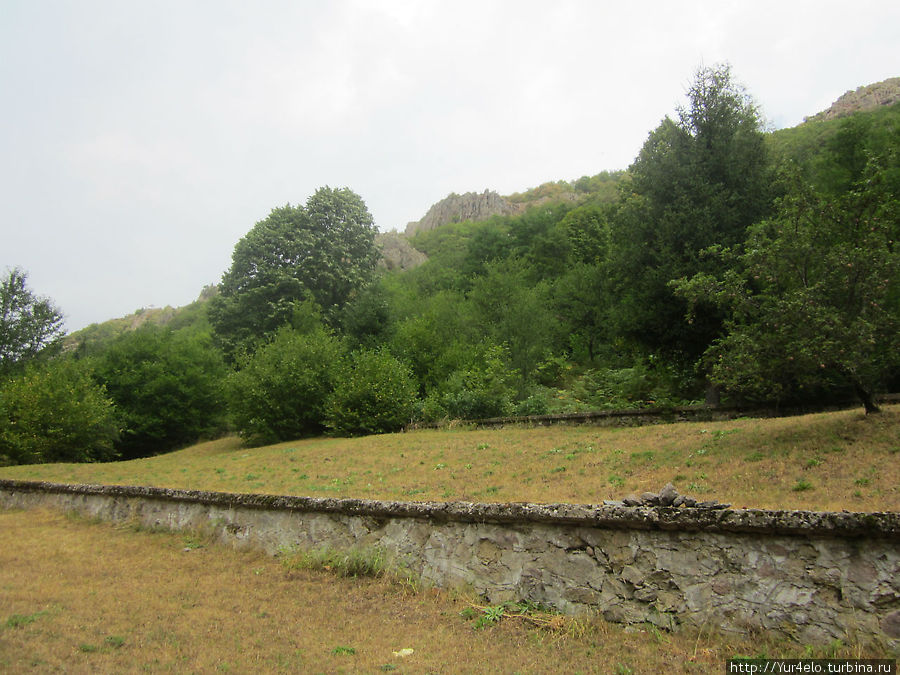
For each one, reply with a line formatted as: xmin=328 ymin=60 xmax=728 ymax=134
xmin=280 ymin=545 xmax=390 ymax=579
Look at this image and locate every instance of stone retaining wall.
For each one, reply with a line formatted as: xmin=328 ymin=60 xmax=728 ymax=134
xmin=1 ymin=479 xmax=898 ymax=648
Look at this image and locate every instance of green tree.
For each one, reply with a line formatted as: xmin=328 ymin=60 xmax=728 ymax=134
xmin=675 ymin=165 xmax=899 ymax=413
xmin=209 ymin=187 xmax=378 ymax=359
xmin=336 ymin=278 xmax=393 ymax=350
xmin=0 ymin=358 xmax=119 ymax=465
xmin=559 ymin=203 xmax=610 ymax=265
xmin=0 ymin=268 xmax=65 ymax=377
xmin=325 ymin=349 xmax=419 ymax=435
xmin=421 ymin=340 xmax=517 ymax=421
xmin=606 ymin=64 xmax=771 ymax=367
xmin=387 ymin=290 xmax=477 ymax=394
xmin=226 ymin=326 xmax=344 ymax=444
xmin=91 ymin=325 xmax=228 ymax=458
xmin=468 ymin=259 xmax=557 ymax=388
xmin=551 ymin=263 xmax=607 ymax=364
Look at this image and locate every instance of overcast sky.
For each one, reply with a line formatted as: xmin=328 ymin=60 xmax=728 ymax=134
xmin=2 ymin=1 xmax=898 ymax=332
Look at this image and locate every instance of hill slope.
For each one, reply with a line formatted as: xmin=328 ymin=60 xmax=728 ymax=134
xmin=805 ymin=76 xmax=900 ymax=122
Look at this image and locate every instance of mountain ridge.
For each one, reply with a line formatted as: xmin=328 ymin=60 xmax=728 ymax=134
xmin=68 ymin=76 xmax=899 ymax=340
xmin=805 ymin=76 xmax=900 ymax=122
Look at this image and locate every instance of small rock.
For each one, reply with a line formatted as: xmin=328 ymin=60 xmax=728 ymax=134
xmin=881 ymin=610 xmax=900 ymax=639
xmin=603 ymin=500 xmax=625 ymax=507
xmin=634 ymin=587 xmax=658 ymax=603
xmin=659 ymin=483 xmax=678 ymax=506
xmin=681 ymin=496 xmax=697 ymax=507
xmin=696 ymin=500 xmax=721 ymax=509
xmin=672 ymin=495 xmax=685 ymax=507
xmin=623 ymin=495 xmax=642 ymax=507
xmin=640 ymin=492 xmax=660 ymax=506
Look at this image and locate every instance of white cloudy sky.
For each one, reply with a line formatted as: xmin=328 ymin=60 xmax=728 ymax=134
xmin=1 ymin=0 xmax=897 ymax=332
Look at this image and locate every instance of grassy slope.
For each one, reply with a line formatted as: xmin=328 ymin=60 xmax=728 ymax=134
xmin=2 ymin=405 xmax=897 ymax=512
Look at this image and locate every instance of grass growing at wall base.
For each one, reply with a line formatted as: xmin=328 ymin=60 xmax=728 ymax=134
xmin=280 ymin=544 xmax=392 ymax=579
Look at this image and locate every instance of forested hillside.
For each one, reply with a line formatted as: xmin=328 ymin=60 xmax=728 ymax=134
xmin=2 ymin=65 xmax=898 ymax=464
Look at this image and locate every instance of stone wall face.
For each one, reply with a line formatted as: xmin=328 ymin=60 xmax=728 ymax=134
xmin=1 ymin=480 xmax=897 ymax=648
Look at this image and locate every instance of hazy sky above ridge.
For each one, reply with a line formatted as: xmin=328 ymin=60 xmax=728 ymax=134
xmin=2 ymin=0 xmax=898 ymax=331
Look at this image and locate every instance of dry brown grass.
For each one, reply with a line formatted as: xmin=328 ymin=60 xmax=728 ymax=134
xmin=1 ymin=405 xmax=897 ymax=512
xmin=2 ymin=508 xmax=885 ymax=674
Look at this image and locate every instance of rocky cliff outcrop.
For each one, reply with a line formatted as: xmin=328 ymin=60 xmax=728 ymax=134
xmin=805 ymin=76 xmax=900 ymax=122
xmin=376 ymin=231 xmax=428 ymax=271
xmin=404 ymin=189 xmax=520 ymax=237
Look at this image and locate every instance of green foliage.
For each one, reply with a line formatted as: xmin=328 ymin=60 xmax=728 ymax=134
xmin=506 ymin=170 xmax=625 ymax=205
xmin=559 ymin=203 xmax=610 ymax=264
xmin=0 ymin=268 xmax=65 ymax=377
xmin=512 ymin=388 xmax=552 ymax=416
xmin=768 ymin=101 xmax=900 ymax=197
xmin=387 ymin=290 xmax=478 ymax=394
xmin=606 ymin=63 xmax=771 ymax=364
xmin=13 ymin=69 xmax=892 ymax=452
xmin=422 ymin=341 xmax=517 ymax=421
xmin=209 ymin=187 xmax=378 ymax=359
xmin=4 ymin=610 xmax=48 ymax=629
xmin=550 ymin=263 xmax=607 ymax=363
xmin=335 ymin=278 xmax=393 ymax=350
xmin=91 ymin=324 xmax=228 ymax=458
xmin=0 ymin=358 xmax=119 ymax=465
xmin=325 ymin=349 xmax=419 ymax=435
xmin=675 ymin=163 xmax=899 ymax=412
xmin=459 ymin=600 xmax=555 ymax=631
xmin=506 ymin=204 xmax=574 ymax=279
xmin=226 ymin=327 xmax=344 ymax=445
xmin=468 ymin=259 xmax=559 ymax=387
xmin=569 ymin=363 xmax=685 ymax=409
xmin=281 ymin=544 xmax=390 ymax=578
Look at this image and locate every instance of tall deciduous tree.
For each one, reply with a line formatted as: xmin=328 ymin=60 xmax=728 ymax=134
xmin=209 ymin=187 xmax=378 ymax=359
xmin=606 ymin=64 xmax=771 ymax=368
xmin=0 ymin=268 xmax=65 ymax=377
xmin=675 ymin=164 xmax=899 ymax=413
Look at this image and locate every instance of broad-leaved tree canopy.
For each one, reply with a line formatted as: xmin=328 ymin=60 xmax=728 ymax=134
xmin=209 ymin=186 xmax=378 ymax=358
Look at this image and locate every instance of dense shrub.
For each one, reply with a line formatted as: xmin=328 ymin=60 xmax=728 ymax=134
xmin=569 ymin=362 xmax=688 ymax=409
xmin=91 ymin=325 xmax=228 ymax=458
xmin=227 ymin=327 xmax=344 ymax=444
xmin=0 ymin=359 xmax=119 ymax=465
xmin=325 ymin=349 xmax=419 ymax=435
xmin=422 ymin=342 xmax=517 ymax=421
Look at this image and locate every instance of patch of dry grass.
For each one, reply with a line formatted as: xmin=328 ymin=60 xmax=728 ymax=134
xmin=1 ymin=406 xmax=897 ymax=512
xmin=1 ymin=509 xmax=887 ymax=674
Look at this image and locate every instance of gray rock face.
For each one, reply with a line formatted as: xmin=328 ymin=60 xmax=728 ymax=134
xmin=404 ymin=189 xmax=520 ymax=237
xmin=805 ymin=77 xmax=900 ymax=122
xmin=376 ymin=231 xmax=428 ymax=271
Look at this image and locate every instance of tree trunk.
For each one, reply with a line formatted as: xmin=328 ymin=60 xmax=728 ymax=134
xmin=704 ymin=381 xmax=721 ymax=406
xmin=853 ymin=381 xmax=881 ymax=415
